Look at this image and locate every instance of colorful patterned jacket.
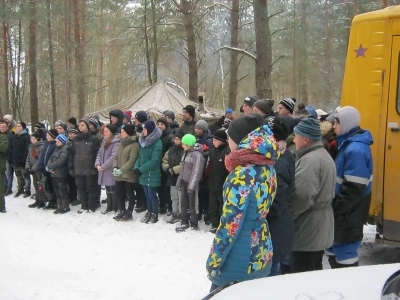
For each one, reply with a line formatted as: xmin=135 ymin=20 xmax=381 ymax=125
xmin=206 ymin=124 xmax=280 ymax=286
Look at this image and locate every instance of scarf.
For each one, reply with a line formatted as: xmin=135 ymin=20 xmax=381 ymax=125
xmin=224 ymin=149 xmax=274 ymax=173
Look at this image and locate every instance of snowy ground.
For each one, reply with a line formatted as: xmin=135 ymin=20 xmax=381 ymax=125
xmin=1 ymin=192 xmax=400 ymax=300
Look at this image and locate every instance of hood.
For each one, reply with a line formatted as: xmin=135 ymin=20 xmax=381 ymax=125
xmin=109 ymin=109 xmax=124 ymax=128
xmin=336 ymin=127 xmax=373 ymax=149
xmin=238 ymin=124 xmax=280 ymax=160
xmin=169 ymin=121 xmax=180 ymax=129
xmin=29 ymin=140 xmax=44 ymax=149
xmin=16 ymin=129 xmax=29 ymax=136
xmin=190 ymin=142 xmax=204 ymax=154
xmin=139 ymin=127 xmax=162 ymax=147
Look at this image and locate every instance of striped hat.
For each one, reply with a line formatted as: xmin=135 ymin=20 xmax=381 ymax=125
xmin=279 ymin=98 xmax=296 ymax=114
xmin=56 ymin=134 xmax=68 ymax=145
xmin=293 ymin=118 xmax=321 ymax=141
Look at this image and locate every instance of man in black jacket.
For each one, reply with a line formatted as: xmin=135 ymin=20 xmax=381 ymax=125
xmin=2 ymin=122 xmax=14 ymax=196
xmin=178 ymin=105 xmax=196 ymax=135
xmin=0 ymin=120 xmax=9 ymax=212
xmin=69 ymin=120 xmax=101 ymax=213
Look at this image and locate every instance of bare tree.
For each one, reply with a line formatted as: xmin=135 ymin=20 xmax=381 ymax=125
xmin=46 ymin=0 xmax=57 ymax=124
xmin=28 ymin=0 xmax=38 ymax=125
xmin=1 ymin=0 xmax=9 ymax=114
xmin=228 ymin=0 xmax=239 ymax=109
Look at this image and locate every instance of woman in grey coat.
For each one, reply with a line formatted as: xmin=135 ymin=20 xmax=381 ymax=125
xmin=95 ymin=124 xmax=120 ymax=214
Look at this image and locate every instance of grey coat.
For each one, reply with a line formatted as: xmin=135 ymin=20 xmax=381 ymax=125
xmin=47 ymin=144 xmax=69 ymax=179
xmin=176 ymin=143 xmax=204 ymax=192
xmin=289 ymin=141 xmax=336 ymax=251
xmin=95 ymin=135 xmax=120 ymax=186
xmin=25 ymin=141 xmax=44 ymax=172
xmin=113 ymin=135 xmax=140 ymax=183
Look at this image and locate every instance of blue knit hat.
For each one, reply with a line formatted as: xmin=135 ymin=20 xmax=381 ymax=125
xmin=225 ymin=108 xmax=233 ymax=114
xmin=135 ymin=111 xmax=148 ymax=124
xmin=143 ymin=120 xmax=156 ymax=135
xmin=56 ymin=134 xmax=68 ymax=145
xmin=293 ymin=118 xmax=321 ymax=141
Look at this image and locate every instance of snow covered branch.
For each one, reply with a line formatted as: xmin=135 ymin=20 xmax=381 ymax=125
xmin=213 ymin=46 xmax=257 ymax=61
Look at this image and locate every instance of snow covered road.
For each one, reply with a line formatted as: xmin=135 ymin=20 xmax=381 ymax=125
xmin=0 ymin=194 xmax=399 ymax=300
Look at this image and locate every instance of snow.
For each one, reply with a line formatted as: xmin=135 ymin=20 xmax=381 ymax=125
xmin=1 ymin=192 xmax=400 ymax=300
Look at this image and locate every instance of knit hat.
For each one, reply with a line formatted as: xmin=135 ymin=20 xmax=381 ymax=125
xmin=212 ymin=129 xmax=228 ymax=143
xmin=58 ymin=123 xmax=67 ymax=132
xmin=35 ymin=123 xmax=46 ymax=129
xmin=174 ymin=131 xmax=184 ymax=139
xmin=67 ymin=117 xmax=77 ymax=126
xmin=3 ymin=114 xmax=12 ymax=122
xmin=31 ymin=130 xmax=42 ymax=141
xmin=67 ymin=128 xmax=79 ymax=135
xmin=164 ymin=110 xmax=175 ymax=121
xmin=265 ymin=116 xmax=290 ymax=142
xmin=227 ymin=113 xmax=264 ymax=145
xmin=135 ymin=111 xmax=148 ymax=124
xmin=335 ymin=106 xmax=361 ymax=135
xmin=157 ymin=117 xmax=169 ymax=128
xmin=88 ymin=117 xmax=99 ymax=129
xmin=279 ymin=98 xmax=296 ymax=114
xmin=124 ymin=110 xmax=132 ymax=121
xmin=56 ymin=134 xmax=67 ymax=145
xmin=195 ymin=120 xmax=208 ymax=132
xmin=121 ymin=124 xmax=136 ymax=136
xmin=280 ymin=115 xmax=299 ymax=133
xmin=18 ymin=122 xmax=27 ymax=130
xmin=225 ymin=108 xmax=233 ymax=115
xmin=243 ymin=95 xmax=259 ymax=107
xmin=293 ymin=118 xmax=322 ymax=140
xmin=183 ymin=105 xmax=196 ymax=119
xmin=105 ymin=124 xmax=118 ymax=135
xmin=54 ymin=120 xmax=64 ymax=127
xmin=253 ymin=99 xmax=273 ymax=116
xmin=48 ymin=128 xmax=59 ymax=139
xmin=143 ymin=120 xmax=156 ymax=135
xmin=182 ymin=134 xmax=196 ymax=147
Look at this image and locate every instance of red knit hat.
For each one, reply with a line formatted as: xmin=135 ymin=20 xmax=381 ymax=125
xmin=124 ymin=110 xmax=132 ymax=120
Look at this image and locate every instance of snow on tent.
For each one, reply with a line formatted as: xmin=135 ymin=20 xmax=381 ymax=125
xmin=92 ymin=81 xmax=224 ymax=125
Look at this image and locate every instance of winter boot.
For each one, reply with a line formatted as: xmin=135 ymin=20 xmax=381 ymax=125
xmin=43 ymin=202 xmax=56 ymax=210
xmin=191 ymin=225 xmax=199 ymax=231
xmin=141 ymin=211 xmax=152 ymax=223
xmin=119 ymin=211 xmax=133 ymax=221
xmin=149 ymin=213 xmax=158 ymax=224
xmin=54 ymin=206 xmax=62 ymax=214
xmin=23 ymin=190 xmax=31 ymax=198
xmin=28 ymin=201 xmax=39 ymax=208
xmin=204 ymin=211 xmax=211 ymax=225
xmin=14 ymin=189 xmax=24 ymax=198
xmin=175 ymin=222 xmax=190 ymax=232
xmin=4 ymin=188 xmax=13 ymax=196
xmin=101 ymin=193 xmax=113 ymax=214
xmin=113 ymin=210 xmax=126 ymax=220
xmin=58 ymin=207 xmax=71 ymax=214
xmin=37 ymin=200 xmax=45 ymax=208
xmin=167 ymin=214 xmax=180 ymax=224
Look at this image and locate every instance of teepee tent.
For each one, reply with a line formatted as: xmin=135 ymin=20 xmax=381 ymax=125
xmin=93 ymin=81 xmax=223 ymax=124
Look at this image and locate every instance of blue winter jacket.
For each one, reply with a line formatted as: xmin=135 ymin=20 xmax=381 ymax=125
xmin=333 ymin=127 xmax=373 ymax=243
xmin=206 ymin=124 xmax=280 ymax=286
xmin=40 ymin=140 xmax=56 ymax=172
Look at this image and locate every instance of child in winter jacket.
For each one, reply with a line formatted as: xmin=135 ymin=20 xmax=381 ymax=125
xmin=26 ymin=130 xmax=45 ymax=208
xmin=47 ymin=134 xmax=70 ymax=214
xmin=95 ymin=124 xmax=120 ymax=214
xmin=161 ymin=131 xmax=185 ymax=224
xmin=176 ymin=134 xmax=205 ymax=232
xmin=112 ymin=124 xmax=141 ymax=221
xmin=207 ymin=129 xmax=230 ymax=233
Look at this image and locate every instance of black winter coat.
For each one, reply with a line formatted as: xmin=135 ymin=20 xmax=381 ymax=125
xmin=161 ymin=127 xmax=174 ymax=156
xmin=5 ymin=130 xmax=14 ymax=163
xmin=207 ymin=143 xmax=230 ymax=193
xmin=195 ymin=130 xmax=213 ymax=158
xmin=164 ymin=144 xmax=184 ymax=186
xmin=109 ymin=109 xmax=124 ymax=133
xmin=11 ymin=130 xmax=31 ymax=168
xmin=266 ymin=150 xmax=295 ymax=264
xmin=47 ymin=144 xmax=69 ymax=178
xmin=178 ymin=119 xmax=196 ymax=135
xmin=69 ymin=131 xmax=101 ymax=176
xmin=169 ymin=121 xmax=180 ymax=135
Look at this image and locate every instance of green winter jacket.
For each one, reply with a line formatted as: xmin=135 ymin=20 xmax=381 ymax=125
xmin=135 ymin=128 xmax=162 ymax=187
xmin=0 ymin=132 xmax=8 ymax=173
xmin=113 ymin=135 xmax=140 ymax=183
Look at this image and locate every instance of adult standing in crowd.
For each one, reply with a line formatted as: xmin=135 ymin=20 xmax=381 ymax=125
xmin=95 ymin=124 xmax=120 ymax=215
xmin=67 ymin=117 xmax=78 ymax=129
xmin=69 ymin=119 xmax=101 ymax=213
xmin=112 ymin=124 xmax=140 ymax=221
xmin=179 ymin=105 xmax=196 ymax=135
xmin=0 ymin=119 xmax=9 ymax=213
xmin=289 ymin=118 xmax=336 ymax=273
xmin=242 ymin=95 xmax=259 ymax=115
xmin=163 ymin=110 xmax=180 ymax=134
xmin=326 ymin=106 xmax=373 ymax=268
xmin=206 ymin=113 xmax=280 ymax=291
xmin=134 ymin=111 xmax=148 ymax=135
xmin=11 ymin=122 xmax=31 ymax=198
xmin=3 ymin=114 xmax=16 ymax=133
xmin=135 ymin=120 xmax=162 ymax=224
xmin=276 ymin=98 xmax=296 ymax=117
xmin=2 ymin=119 xmax=14 ymax=196
xmin=252 ymin=99 xmax=274 ymax=118
xmin=26 ymin=131 xmax=45 ymax=208
xmin=109 ymin=110 xmax=124 ymax=133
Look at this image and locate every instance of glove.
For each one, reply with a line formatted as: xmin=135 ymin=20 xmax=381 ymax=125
xmin=168 ymin=168 xmax=175 ymax=175
xmin=69 ymin=169 xmax=74 ymax=177
xmin=134 ymin=169 xmax=142 ymax=177
xmin=113 ymin=168 xmax=122 ymax=176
